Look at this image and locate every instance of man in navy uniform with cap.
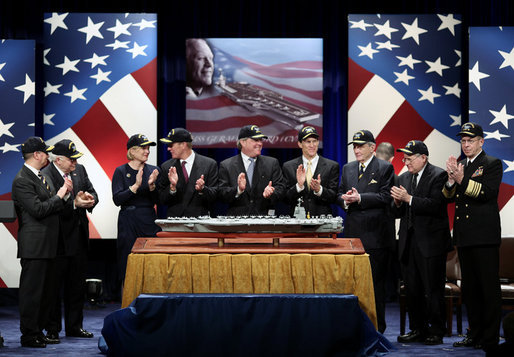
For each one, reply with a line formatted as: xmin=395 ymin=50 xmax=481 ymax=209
xmin=42 ymin=139 xmax=98 ymax=342
xmin=157 ymin=128 xmax=218 ymax=217
xmin=282 ymin=126 xmax=339 ymax=217
xmin=218 ymin=124 xmax=285 ymax=216
xmin=445 ymin=123 xmax=502 ymax=354
xmin=12 ymin=137 xmax=71 ymax=348
xmin=393 ymin=140 xmax=451 ymax=345
xmin=337 ymin=129 xmax=395 ymax=333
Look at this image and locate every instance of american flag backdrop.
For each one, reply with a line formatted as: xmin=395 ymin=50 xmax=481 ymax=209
xmin=469 ymin=27 xmax=514 ymax=237
xmin=43 ymin=13 xmax=157 ymax=239
xmin=0 ymin=40 xmax=35 ymax=288
xmin=348 ymin=14 xmax=462 ymax=173
xmin=186 ymin=38 xmax=323 ymax=148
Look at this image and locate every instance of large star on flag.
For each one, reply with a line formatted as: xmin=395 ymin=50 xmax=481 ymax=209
xmin=14 ymin=74 xmax=35 ymax=103
xmin=489 ymin=104 xmax=514 ymax=129
xmin=0 ymin=118 xmax=15 ymax=138
xmin=374 ymin=20 xmax=399 ymax=39
xmin=503 ymin=159 xmax=514 ymax=173
xmin=498 ymin=46 xmax=514 ymax=70
xmin=396 ymin=54 xmax=421 ymax=69
xmin=55 ymin=56 xmax=80 ymax=75
xmin=394 ymin=69 xmax=414 ymax=85
xmin=44 ymin=12 xmax=69 ymax=34
xmin=418 ymin=86 xmax=440 ymax=104
xmin=107 ymin=19 xmax=132 ymax=38
xmin=425 ymin=57 xmax=450 ymax=76
xmin=0 ymin=142 xmax=20 ymax=153
xmin=90 ymin=68 xmax=111 ymax=84
xmin=44 ymin=81 xmax=62 ymax=97
xmin=78 ymin=16 xmax=104 ymax=44
xmin=484 ymin=129 xmax=510 ymax=141
xmin=358 ymin=42 xmax=379 ymax=59
xmin=43 ymin=113 xmax=55 ymax=126
xmin=469 ymin=61 xmax=490 ymax=91
xmin=132 ymin=18 xmax=156 ymax=30
xmin=349 ymin=19 xmax=373 ymax=31
xmin=401 ymin=18 xmax=428 ymax=45
xmin=84 ymin=53 xmax=109 ymax=68
xmin=64 ymin=85 xmax=87 ymax=103
xmin=437 ymin=14 xmax=461 ymax=36
xmin=126 ymin=42 xmax=148 ymax=58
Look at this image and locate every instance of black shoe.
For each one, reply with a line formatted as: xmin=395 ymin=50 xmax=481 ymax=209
xmin=0 ymin=335 xmax=4 ymax=347
xmin=21 ymin=336 xmax=46 ymax=348
xmin=424 ymin=335 xmax=443 ymax=345
xmin=66 ymin=328 xmax=93 ymax=338
xmin=44 ymin=332 xmax=60 ymax=344
xmin=398 ymin=330 xmax=425 ymax=343
xmin=453 ymin=336 xmax=477 ymax=347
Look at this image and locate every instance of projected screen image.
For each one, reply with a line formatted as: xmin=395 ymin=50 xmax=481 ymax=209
xmin=185 ymin=38 xmax=323 ymax=148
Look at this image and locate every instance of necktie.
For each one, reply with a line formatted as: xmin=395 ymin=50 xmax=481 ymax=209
xmin=306 ymin=160 xmax=313 ymax=189
xmin=408 ymin=173 xmax=418 ymax=228
xmin=247 ymin=157 xmax=255 ymax=186
xmin=358 ymin=163 xmax=365 ymax=180
xmin=181 ymin=161 xmax=189 ymax=183
xmin=38 ymin=171 xmax=50 ymax=191
xmin=411 ymin=173 xmax=418 ymax=193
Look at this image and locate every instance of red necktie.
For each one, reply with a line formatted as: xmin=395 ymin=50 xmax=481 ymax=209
xmin=181 ymin=161 xmax=189 ymax=183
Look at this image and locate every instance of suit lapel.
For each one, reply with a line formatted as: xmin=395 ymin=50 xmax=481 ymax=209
xmin=415 ymin=163 xmax=431 ymax=195
xmin=25 ymin=166 xmax=52 ymax=197
xmin=313 ymin=156 xmax=325 ymax=180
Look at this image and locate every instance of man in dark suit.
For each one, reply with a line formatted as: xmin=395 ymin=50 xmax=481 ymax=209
xmin=42 ymin=139 xmax=98 ymax=342
xmin=11 ymin=137 xmax=71 ymax=348
xmin=337 ymin=130 xmax=394 ymax=333
xmin=445 ymin=123 xmax=502 ymax=354
xmin=219 ymin=125 xmax=285 ymax=216
xmin=157 ymin=128 xmax=218 ymax=217
xmin=282 ymin=126 xmax=339 ymax=217
xmin=392 ymin=140 xmax=451 ymax=345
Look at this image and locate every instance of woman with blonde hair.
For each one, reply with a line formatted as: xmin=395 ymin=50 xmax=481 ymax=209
xmin=112 ymin=134 xmax=160 ymax=284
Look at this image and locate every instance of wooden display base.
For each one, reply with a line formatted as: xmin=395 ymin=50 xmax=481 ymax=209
xmin=156 ymin=231 xmax=338 ymax=247
xmin=132 ymin=237 xmax=365 ymax=254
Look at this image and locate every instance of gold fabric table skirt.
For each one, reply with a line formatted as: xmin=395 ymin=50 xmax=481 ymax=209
xmin=122 ymin=252 xmax=377 ymax=328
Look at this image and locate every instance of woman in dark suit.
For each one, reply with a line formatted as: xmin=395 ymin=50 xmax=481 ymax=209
xmin=112 ymin=134 xmax=160 ymax=283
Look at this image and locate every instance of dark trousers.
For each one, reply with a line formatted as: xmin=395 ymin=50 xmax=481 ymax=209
xmin=19 ymin=258 xmax=56 ymax=341
xmin=46 ymin=247 xmax=88 ymax=333
xmin=458 ymin=245 xmax=501 ymax=348
xmin=368 ymin=248 xmax=390 ymax=333
xmin=401 ymin=233 xmax=446 ymax=337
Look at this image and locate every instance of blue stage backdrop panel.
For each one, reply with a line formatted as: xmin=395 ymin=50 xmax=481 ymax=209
xmin=42 ymin=12 xmax=157 ymax=239
xmin=101 ymin=293 xmax=393 ymax=357
xmin=469 ymin=26 xmax=514 ymax=237
xmin=348 ymin=14 xmax=462 ymax=173
xmin=185 ymin=38 xmax=323 ymax=149
xmin=0 ymin=39 xmax=35 ymax=288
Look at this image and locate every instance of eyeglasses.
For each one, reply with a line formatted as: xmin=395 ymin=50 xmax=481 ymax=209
xmin=460 ymin=138 xmax=479 ymax=145
xmin=402 ymin=154 xmax=421 ymax=164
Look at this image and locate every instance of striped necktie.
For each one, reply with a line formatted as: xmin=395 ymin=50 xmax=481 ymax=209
xmin=358 ymin=163 xmax=365 ymax=180
xmin=247 ymin=157 xmax=255 ymax=186
xmin=38 ymin=171 xmax=50 ymax=191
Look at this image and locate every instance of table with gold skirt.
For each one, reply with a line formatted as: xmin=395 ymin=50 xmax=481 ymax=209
xmin=121 ymin=237 xmax=377 ymax=328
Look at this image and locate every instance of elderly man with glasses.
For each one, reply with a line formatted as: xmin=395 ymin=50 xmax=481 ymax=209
xmin=444 ymin=123 xmax=502 ymax=355
xmin=392 ymin=140 xmax=451 ymax=346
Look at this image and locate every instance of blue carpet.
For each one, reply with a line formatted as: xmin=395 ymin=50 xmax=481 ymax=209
xmin=0 ymin=302 xmax=120 ymax=356
xmin=0 ymin=300 xmax=503 ymax=356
